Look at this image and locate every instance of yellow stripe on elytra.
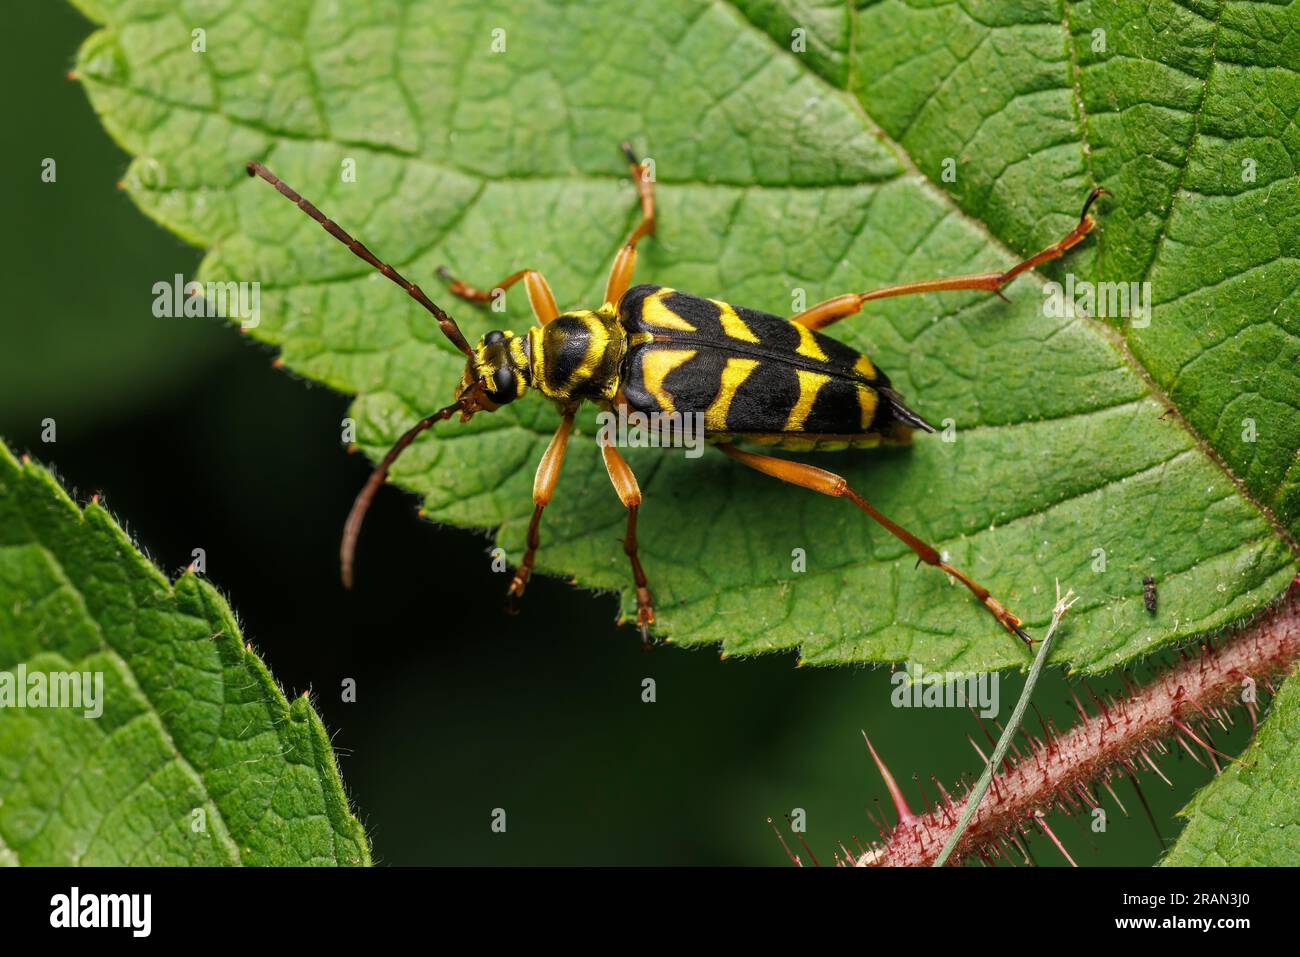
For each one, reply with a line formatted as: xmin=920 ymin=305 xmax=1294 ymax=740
xmin=856 ymin=384 xmax=879 ymax=431
xmin=853 ymin=354 xmax=877 ymax=380
xmin=784 ymin=370 xmax=830 ymax=431
xmin=711 ymin=300 xmax=759 ymax=343
xmin=704 ymin=357 xmax=760 ymax=431
xmin=640 ymin=288 xmax=696 ymax=332
xmin=794 ymin=323 xmax=829 ymax=363
xmin=639 ymin=349 xmax=696 ymax=413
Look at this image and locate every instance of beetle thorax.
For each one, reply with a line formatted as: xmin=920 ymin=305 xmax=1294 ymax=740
xmin=529 ymin=304 xmax=624 ymax=403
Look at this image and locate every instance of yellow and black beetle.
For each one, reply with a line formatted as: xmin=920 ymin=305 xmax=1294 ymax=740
xmin=247 ymin=147 xmax=1103 ymax=647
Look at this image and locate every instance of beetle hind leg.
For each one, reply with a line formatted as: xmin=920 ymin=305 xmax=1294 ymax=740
xmin=717 ymin=443 xmax=1034 ymax=647
xmin=791 ymin=188 xmax=1106 ymax=331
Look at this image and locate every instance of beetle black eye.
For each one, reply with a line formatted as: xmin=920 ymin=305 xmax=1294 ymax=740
xmin=491 ymin=365 xmax=516 ymax=399
xmin=483 ymin=330 xmax=506 ymax=346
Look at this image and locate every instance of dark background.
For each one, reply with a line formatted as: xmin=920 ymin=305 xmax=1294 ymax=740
xmin=0 ymin=2 xmax=1245 ymax=866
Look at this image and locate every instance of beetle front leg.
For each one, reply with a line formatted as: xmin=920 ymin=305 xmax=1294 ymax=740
xmin=600 ymin=440 xmax=655 ymax=644
xmin=436 ymin=266 xmax=560 ymax=325
xmin=507 ymin=412 xmax=575 ymax=606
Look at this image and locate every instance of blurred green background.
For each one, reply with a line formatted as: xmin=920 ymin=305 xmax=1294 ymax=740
xmin=0 ymin=2 xmax=1248 ymax=866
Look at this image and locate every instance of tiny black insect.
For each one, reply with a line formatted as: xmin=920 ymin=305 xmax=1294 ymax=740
xmin=1143 ymin=576 xmax=1158 ymax=615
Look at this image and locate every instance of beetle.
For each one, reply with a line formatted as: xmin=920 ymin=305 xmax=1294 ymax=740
xmin=246 ymin=147 xmax=1104 ymax=647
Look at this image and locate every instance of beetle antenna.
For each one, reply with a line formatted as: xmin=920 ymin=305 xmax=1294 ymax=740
xmin=341 ymin=397 xmax=470 ymax=588
xmin=245 ymin=160 xmax=475 ymax=358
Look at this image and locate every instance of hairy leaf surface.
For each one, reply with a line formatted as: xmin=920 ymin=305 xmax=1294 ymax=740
xmin=0 ymin=443 xmax=369 ymax=865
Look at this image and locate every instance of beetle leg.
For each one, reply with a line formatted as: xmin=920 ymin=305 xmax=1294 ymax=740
xmin=716 ymin=442 xmax=1034 ymax=647
xmin=601 ymin=440 xmax=655 ymax=644
xmin=603 ymin=142 xmax=657 ymax=306
xmin=436 ymin=266 xmax=560 ymax=324
xmin=507 ymin=412 xmax=575 ymax=606
xmin=792 ymin=188 xmax=1106 ymax=330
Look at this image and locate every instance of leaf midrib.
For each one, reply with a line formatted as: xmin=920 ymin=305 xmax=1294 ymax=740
xmin=1137 ymin=0 xmax=1225 ymax=289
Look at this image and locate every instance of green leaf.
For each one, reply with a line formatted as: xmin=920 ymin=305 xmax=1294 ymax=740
xmin=66 ymin=0 xmax=1296 ymax=674
xmin=0 ymin=442 xmax=369 ymax=865
xmin=1163 ymin=671 xmax=1300 ymax=865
